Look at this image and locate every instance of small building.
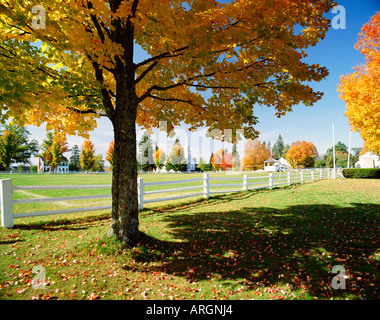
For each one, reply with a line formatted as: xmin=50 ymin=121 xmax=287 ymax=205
xmin=355 ymin=152 xmax=380 ymax=168
xmin=278 ymin=157 xmax=291 ymax=171
xmin=37 ymin=156 xmax=69 ymax=173
xmin=56 ymin=161 xmax=69 ymax=173
xmin=263 ymin=157 xmax=291 ymax=172
xmin=264 ymin=157 xmax=280 ymax=172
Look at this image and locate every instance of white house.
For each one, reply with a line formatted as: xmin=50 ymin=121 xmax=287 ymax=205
xmin=278 ymin=157 xmax=291 ymax=171
xmin=57 ymin=161 xmax=69 ymax=173
xmin=264 ymin=157 xmax=291 ymax=172
xmin=355 ymin=152 xmax=380 ymax=168
xmin=37 ymin=156 xmax=69 ymax=173
xmin=264 ymin=157 xmax=280 ymax=172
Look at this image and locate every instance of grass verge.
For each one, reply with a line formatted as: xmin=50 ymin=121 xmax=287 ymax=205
xmin=0 ymin=179 xmax=378 ymax=300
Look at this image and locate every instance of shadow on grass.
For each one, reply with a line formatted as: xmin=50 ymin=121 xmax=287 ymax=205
xmin=13 ymin=213 xmax=110 ymax=231
xmin=8 ymin=186 xmax=379 ymax=299
xmin=134 ymin=200 xmax=379 ymax=300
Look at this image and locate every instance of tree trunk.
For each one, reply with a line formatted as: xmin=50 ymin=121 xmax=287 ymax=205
xmin=105 ymin=9 xmax=139 ymax=247
xmin=108 ymin=99 xmax=140 ymax=247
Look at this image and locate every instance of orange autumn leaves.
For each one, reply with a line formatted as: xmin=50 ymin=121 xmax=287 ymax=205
xmin=211 ymin=149 xmax=234 ymax=171
xmin=285 ymin=141 xmax=318 ymax=169
xmin=212 ymin=139 xmax=317 ymax=171
xmin=338 ymin=12 xmax=380 ymax=154
xmin=243 ymin=140 xmax=270 ymax=170
xmin=0 ymin=0 xmax=335 ymax=141
xmin=80 ymin=140 xmax=95 ymax=171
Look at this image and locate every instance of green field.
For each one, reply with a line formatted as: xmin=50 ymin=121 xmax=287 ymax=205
xmin=1 ymin=171 xmax=297 ymax=218
xmin=0 ymin=173 xmax=378 ymax=300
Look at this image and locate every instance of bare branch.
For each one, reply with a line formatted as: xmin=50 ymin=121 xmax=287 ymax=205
xmin=66 ymin=106 xmax=107 ymax=117
xmin=135 ymin=46 xmax=189 ymax=69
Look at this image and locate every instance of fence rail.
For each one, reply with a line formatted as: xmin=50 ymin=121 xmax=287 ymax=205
xmin=1 ymin=169 xmax=341 ymax=228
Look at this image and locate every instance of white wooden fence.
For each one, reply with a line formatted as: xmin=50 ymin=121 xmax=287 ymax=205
xmin=1 ymin=169 xmax=340 ymax=228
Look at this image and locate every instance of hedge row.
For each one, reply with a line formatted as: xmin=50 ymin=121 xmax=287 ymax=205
xmin=342 ymin=168 xmax=380 ymax=179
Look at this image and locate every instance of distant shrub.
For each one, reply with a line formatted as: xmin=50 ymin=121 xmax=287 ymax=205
xmin=342 ymin=168 xmax=380 ymax=179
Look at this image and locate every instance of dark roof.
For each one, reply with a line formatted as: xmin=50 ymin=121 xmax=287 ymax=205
xmin=264 ymin=157 xmax=278 ymax=163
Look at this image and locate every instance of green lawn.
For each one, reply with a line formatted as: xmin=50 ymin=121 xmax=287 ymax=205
xmin=0 ymin=175 xmax=378 ymax=300
xmin=1 ymin=171 xmax=293 ymax=216
xmin=0 ymin=172 xmax=310 ymax=216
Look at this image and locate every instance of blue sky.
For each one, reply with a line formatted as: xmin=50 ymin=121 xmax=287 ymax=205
xmin=26 ymin=0 xmax=379 ymax=165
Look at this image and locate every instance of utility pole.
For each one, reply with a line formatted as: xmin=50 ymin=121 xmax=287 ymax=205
xmin=347 ymin=130 xmax=352 ymax=168
xmin=332 ymin=121 xmax=336 ymax=179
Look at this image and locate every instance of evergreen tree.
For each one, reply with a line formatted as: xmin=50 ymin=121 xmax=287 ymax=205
xmin=69 ymin=145 xmax=81 ymax=171
xmin=272 ymin=134 xmax=284 ymax=159
xmin=232 ymin=143 xmax=240 ymax=170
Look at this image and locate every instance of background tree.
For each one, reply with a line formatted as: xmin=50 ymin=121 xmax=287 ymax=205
xmin=94 ymin=154 xmax=105 ymax=172
xmin=211 ymin=149 xmax=233 ymax=171
xmin=282 ymin=143 xmax=291 ymax=158
xmin=80 ymin=140 xmax=95 ymax=172
xmin=166 ymin=138 xmax=186 ymax=171
xmin=39 ymin=132 xmax=54 ymax=166
xmin=50 ymin=139 xmax=70 ymax=171
xmin=69 ymin=145 xmax=81 ymax=171
xmin=272 ymin=134 xmax=285 ymax=159
xmin=323 ymin=141 xmax=354 ymax=168
xmin=0 ymin=0 xmax=335 ymax=246
xmin=286 ymin=140 xmax=318 ymax=168
xmin=105 ymin=140 xmax=114 ymax=170
xmin=338 ymin=12 xmax=380 ymax=154
xmin=198 ymin=157 xmax=212 ymax=172
xmin=0 ymin=125 xmax=38 ymax=170
xmin=243 ymin=139 xmax=270 ymax=170
xmin=221 ymin=152 xmax=234 ymax=171
xmin=40 ymin=133 xmax=70 ymax=171
xmin=153 ymin=148 xmax=166 ymax=170
xmin=138 ymin=131 xmax=155 ymax=172
xmin=211 ymin=149 xmax=224 ymax=171
xmin=232 ymin=143 xmax=241 ymax=170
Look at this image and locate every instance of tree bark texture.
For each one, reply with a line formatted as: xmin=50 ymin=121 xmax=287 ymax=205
xmin=109 ymin=99 xmax=140 ymax=247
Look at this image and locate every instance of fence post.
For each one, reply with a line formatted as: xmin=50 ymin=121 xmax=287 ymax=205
xmin=269 ymin=173 xmax=273 ymax=189
xmin=138 ymin=178 xmax=144 ymax=210
xmin=203 ymin=173 xmax=209 ymax=199
xmin=287 ymin=171 xmax=291 ymax=186
xmin=327 ymin=169 xmax=330 ymax=179
xmin=301 ymin=171 xmax=304 ymax=184
xmin=311 ymin=170 xmax=315 ymax=182
xmin=0 ymin=179 xmax=13 ymax=228
xmin=243 ymin=174 xmax=248 ymax=191
xmin=320 ymin=169 xmax=323 ymax=180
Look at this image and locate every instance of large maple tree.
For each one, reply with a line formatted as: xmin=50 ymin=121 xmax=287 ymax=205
xmin=338 ymin=12 xmax=380 ymax=154
xmin=243 ymin=139 xmax=270 ymax=170
xmin=0 ymin=0 xmax=334 ymax=246
xmin=285 ymin=140 xmax=318 ymax=168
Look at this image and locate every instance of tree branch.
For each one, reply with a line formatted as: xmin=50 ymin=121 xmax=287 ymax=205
xmin=135 ymin=46 xmax=189 ymax=69
xmin=66 ymin=106 xmax=107 ymax=117
xmin=135 ymin=60 xmax=158 ymax=84
xmin=89 ymin=58 xmax=115 ymax=119
xmin=65 ymin=107 xmax=108 ymax=117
